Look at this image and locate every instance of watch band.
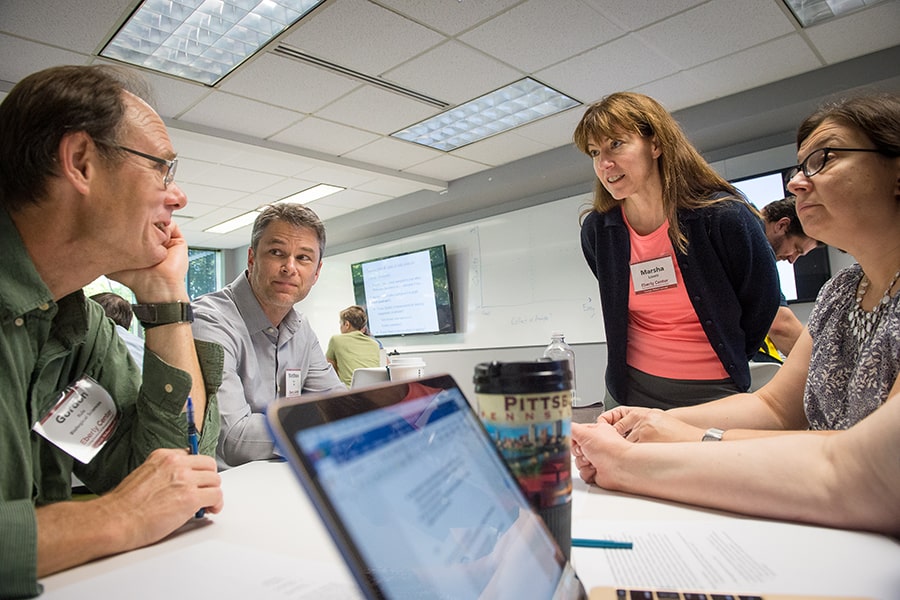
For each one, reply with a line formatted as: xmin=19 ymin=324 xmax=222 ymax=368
xmin=132 ymin=302 xmax=194 ymax=329
xmin=701 ymin=427 xmax=725 ymax=442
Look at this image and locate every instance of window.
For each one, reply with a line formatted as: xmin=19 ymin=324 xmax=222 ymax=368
xmin=84 ymin=247 xmax=223 ymax=333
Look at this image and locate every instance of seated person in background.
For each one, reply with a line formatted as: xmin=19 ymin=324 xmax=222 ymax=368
xmin=572 ymin=93 xmax=900 ymax=532
xmin=192 ymin=203 xmax=344 ymax=469
xmin=91 ymin=292 xmax=145 ymax=367
xmin=575 ymin=92 xmax=780 ymax=410
xmin=326 ymin=305 xmax=381 ymax=387
xmin=0 ymin=64 xmax=223 ymax=597
xmin=754 ymin=197 xmax=821 ymax=361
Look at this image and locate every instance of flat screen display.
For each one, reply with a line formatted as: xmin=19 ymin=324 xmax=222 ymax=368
xmin=732 ymin=170 xmax=831 ymax=303
xmin=351 ymin=245 xmax=456 ymax=337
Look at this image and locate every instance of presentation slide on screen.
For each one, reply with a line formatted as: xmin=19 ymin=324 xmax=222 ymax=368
xmin=363 ymin=250 xmax=439 ymax=335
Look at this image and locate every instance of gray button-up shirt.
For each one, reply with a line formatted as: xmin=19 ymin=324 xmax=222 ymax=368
xmin=192 ymin=272 xmax=343 ymax=468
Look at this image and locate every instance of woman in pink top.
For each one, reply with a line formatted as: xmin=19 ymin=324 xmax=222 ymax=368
xmin=577 ymin=92 xmax=779 ymax=410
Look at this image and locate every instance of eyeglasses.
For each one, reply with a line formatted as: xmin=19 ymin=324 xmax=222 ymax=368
xmin=118 ymin=145 xmax=178 ymax=188
xmin=787 ymin=147 xmax=884 ymax=181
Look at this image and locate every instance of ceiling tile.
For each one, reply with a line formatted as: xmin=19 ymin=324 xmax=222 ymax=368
xmin=404 ymin=154 xmax=489 ymax=180
xmin=636 ymin=0 xmax=796 ymax=69
xmin=316 ymin=188 xmax=392 ymax=210
xmin=221 ymin=53 xmax=360 ymax=113
xmin=684 ymin=35 xmax=822 ymax=100
xmin=270 ymin=116 xmax=380 ymax=156
xmin=581 ymin=0 xmax=708 ymax=31
xmin=459 ymin=0 xmax=623 ymax=72
xmin=0 ymin=35 xmax=88 ymax=83
xmin=803 ymin=1 xmax=900 ymax=63
xmin=314 ymin=85 xmax=439 ymax=135
xmin=180 ymin=93 xmax=303 ymax=139
xmin=373 ymin=0 xmax=522 ymax=35
xmin=451 ymin=131 xmax=551 ymax=165
xmin=512 ymin=107 xmax=585 ymax=148
xmin=281 ymin=0 xmax=444 ymax=75
xmin=342 ymin=137 xmax=443 ymax=170
xmin=0 ymin=0 xmax=133 ymax=53
xmin=384 ymin=41 xmax=521 ymax=104
xmin=630 ymin=72 xmax=712 ymax=113
xmin=536 ymin=34 xmax=679 ymax=104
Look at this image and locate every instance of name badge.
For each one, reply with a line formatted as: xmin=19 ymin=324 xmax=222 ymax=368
xmin=33 ymin=376 xmax=119 ymax=464
xmin=630 ymin=255 xmax=678 ymax=294
xmin=286 ymin=369 xmax=302 ymax=397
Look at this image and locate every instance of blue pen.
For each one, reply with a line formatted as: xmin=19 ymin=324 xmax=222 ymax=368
xmin=572 ymin=538 xmax=633 ymax=549
xmin=186 ymin=397 xmax=205 ymax=518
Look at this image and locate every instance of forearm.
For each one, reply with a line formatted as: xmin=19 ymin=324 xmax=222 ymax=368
xmin=220 ymin=413 xmax=278 ymax=466
xmin=668 ymin=392 xmax=785 ymax=430
xmin=143 ymin=322 xmax=208 ymax=429
xmin=609 ymin=430 xmax=900 ymax=533
xmin=768 ymin=307 xmax=804 ymax=356
xmin=35 ymin=498 xmax=127 ymax=577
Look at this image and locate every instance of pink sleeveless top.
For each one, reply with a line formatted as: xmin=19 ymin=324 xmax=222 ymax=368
xmin=624 ymin=211 xmax=728 ymax=380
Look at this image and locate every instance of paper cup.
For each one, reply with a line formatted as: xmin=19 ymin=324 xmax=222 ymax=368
xmin=387 ymin=356 xmax=426 ymax=381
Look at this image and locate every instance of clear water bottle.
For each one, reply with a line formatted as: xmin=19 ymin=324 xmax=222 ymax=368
xmin=543 ymin=332 xmax=578 ymax=407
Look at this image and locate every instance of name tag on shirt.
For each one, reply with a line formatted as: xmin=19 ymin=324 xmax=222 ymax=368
xmin=630 ymin=255 xmax=678 ymax=294
xmin=286 ymin=369 xmax=302 ymax=397
xmin=33 ymin=376 xmax=119 ymax=464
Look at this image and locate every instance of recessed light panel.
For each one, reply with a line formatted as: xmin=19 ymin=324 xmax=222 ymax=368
xmin=392 ymin=78 xmax=580 ymax=151
xmin=101 ymin=0 xmax=325 ymax=85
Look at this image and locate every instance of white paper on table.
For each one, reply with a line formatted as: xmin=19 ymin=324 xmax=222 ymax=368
xmin=571 ymin=519 xmax=900 ymax=600
xmin=40 ymin=540 xmax=364 ymax=600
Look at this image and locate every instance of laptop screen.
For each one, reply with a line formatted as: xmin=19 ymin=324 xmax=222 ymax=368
xmin=269 ymin=375 xmax=580 ymax=600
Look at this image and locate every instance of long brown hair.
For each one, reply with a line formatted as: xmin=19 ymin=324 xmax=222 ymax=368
xmin=574 ymin=92 xmax=740 ymax=252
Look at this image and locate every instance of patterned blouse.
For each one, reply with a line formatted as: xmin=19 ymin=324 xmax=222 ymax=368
xmin=805 ymin=264 xmax=900 ymax=429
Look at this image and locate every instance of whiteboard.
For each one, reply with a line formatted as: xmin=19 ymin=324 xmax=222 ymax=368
xmin=302 ymin=193 xmax=605 ymax=351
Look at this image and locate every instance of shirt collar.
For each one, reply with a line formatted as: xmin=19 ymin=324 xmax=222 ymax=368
xmin=0 ymin=207 xmax=55 ymax=322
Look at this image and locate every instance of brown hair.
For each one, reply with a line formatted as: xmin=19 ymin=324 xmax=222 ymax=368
xmin=573 ymin=92 xmax=740 ymax=252
xmin=796 ymin=93 xmax=900 ymax=157
xmin=340 ymin=305 xmax=368 ymax=331
xmin=90 ymin=292 xmax=134 ymax=329
xmin=0 ymin=65 xmax=153 ymax=211
xmin=251 ymin=203 xmax=327 ymax=260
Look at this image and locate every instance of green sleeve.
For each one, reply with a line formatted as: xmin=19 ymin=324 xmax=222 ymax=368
xmin=0 ymin=500 xmax=40 ymax=599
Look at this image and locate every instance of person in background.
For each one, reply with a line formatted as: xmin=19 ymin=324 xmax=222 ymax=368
xmin=192 ymin=203 xmax=344 ymax=469
xmin=327 ymin=305 xmax=381 ymax=386
xmin=91 ymin=292 xmax=145 ymax=367
xmin=572 ymin=93 xmax=900 ymax=533
xmin=754 ymin=197 xmax=822 ymax=361
xmin=575 ymin=92 xmax=780 ymax=410
xmin=0 ymin=64 xmax=223 ymax=597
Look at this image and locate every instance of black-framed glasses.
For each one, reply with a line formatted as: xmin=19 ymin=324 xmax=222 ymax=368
xmin=787 ymin=147 xmax=884 ymax=181
xmin=118 ymin=145 xmax=178 ymax=188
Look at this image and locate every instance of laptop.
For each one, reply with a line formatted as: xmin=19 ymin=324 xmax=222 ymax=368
xmin=266 ymin=373 xmax=586 ymax=600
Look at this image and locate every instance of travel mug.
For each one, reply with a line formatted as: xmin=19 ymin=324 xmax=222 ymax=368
xmin=473 ymin=359 xmax=573 ymax=560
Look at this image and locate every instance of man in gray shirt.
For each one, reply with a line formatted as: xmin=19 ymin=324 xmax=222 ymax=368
xmin=192 ymin=204 xmax=344 ymax=468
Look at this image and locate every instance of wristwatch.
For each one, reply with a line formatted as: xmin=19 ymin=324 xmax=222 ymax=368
xmin=132 ymin=302 xmax=194 ymax=329
xmin=701 ymin=427 xmax=725 ymax=442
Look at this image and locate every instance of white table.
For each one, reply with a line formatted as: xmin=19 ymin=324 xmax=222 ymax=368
xmin=41 ymin=460 xmax=900 ymax=598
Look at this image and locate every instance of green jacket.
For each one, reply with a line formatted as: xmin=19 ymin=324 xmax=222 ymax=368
xmin=0 ymin=209 xmax=223 ymax=599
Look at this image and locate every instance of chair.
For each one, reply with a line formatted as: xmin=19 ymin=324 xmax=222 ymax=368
xmin=350 ymin=367 xmax=390 ymax=389
xmin=748 ymin=361 xmax=781 ymax=392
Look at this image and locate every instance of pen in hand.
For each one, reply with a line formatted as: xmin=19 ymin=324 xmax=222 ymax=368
xmin=186 ymin=396 xmax=205 ymax=518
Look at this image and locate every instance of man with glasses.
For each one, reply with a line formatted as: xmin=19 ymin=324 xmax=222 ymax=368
xmin=0 ymin=65 xmax=223 ymax=597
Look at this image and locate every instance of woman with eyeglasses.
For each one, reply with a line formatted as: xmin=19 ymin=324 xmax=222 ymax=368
xmin=575 ymin=92 xmax=780 ymax=411
xmin=571 ymin=93 xmax=900 ymax=533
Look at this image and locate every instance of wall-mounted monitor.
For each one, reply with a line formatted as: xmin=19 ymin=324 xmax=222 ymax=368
xmin=731 ymin=169 xmax=831 ymax=303
xmin=351 ymin=244 xmax=456 ymax=337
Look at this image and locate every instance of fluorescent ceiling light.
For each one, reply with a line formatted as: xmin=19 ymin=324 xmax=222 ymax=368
xmin=205 ymin=210 xmax=260 ymax=234
xmin=101 ymin=0 xmax=325 ymax=85
xmin=392 ymin=78 xmax=580 ymax=152
xmin=274 ymin=183 xmax=344 ymax=204
xmin=782 ymin=0 xmax=887 ymax=27
xmin=205 ymin=183 xmax=344 ymax=233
